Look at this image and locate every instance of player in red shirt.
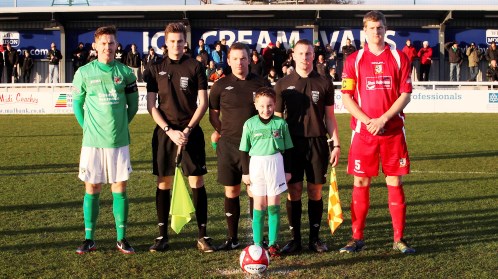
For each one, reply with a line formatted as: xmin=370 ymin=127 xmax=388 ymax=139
xmin=340 ymin=10 xmax=415 ymax=254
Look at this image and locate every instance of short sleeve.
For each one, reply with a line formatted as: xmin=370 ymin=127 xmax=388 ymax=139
xmin=208 ymin=82 xmax=221 ymax=110
xmin=239 ymin=121 xmax=251 ymax=152
xmin=341 ymin=53 xmax=357 ymax=95
xmin=146 ymin=64 xmax=159 ymax=93
xmin=72 ymin=69 xmax=85 ymax=102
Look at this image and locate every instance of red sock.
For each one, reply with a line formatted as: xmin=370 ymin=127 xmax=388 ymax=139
xmin=351 ymin=186 xmax=369 ymax=240
xmin=388 ymin=185 xmax=406 ymax=242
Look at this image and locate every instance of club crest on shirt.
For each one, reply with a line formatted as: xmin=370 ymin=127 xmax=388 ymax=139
xmin=311 ymin=90 xmax=320 ymax=104
xmin=374 ymin=64 xmax=383 ymax=74
xmin=113 ymin=76 xmax=122 ymax=85
xmin=272 ymin=129 xmax=281 ymax=138
xmin=399 ymin=158 xmax=407 ymax=167
xmin=180 ymin=77 xmax=189 ymax=90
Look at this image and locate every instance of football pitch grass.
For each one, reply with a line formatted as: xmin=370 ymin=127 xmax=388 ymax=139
xmin=0 ymin=113 xmax=497 ymax=278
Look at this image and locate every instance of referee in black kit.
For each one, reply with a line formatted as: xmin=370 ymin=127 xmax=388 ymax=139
xmin=209 ymin=42 xmax=271 ymax=250
xmin=274 ymin=39 xmax=341 ymax=254
xmin=146 ymin=22 xmax=215 ymax=253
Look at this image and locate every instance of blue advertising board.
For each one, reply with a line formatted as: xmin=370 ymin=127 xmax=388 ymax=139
xmin=0 ymin=30 xmax=61 ymax=59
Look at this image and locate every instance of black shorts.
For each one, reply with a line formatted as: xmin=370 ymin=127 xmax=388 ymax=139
xmin=288 ymin=136 xmax=329 ymax=185
xmin=216 ymin=137 xmax=243 ymax=186
xmin=152 ymin=125 xmax=207 ymax=177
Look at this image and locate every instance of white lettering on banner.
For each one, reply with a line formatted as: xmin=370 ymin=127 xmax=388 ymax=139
xmin=485 ymin=29 xmax=498 ymax=44
xmin=0 ymin=31 xmax=20 ymax=47
xmin=201 ymin=30 xmax=303 ymax=52
xmin=321 ymin=30 xmax=396 ymax=52
xmin=143 ymin=31 xmax=165 ymax=54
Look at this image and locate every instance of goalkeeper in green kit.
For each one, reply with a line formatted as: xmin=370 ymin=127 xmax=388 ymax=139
xmin=72 ymin=26 xmax=139 ymax=254
xmin=239 ymin=87 xmax=293 ymax=258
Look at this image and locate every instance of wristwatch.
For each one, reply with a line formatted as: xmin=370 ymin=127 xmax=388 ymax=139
xmin=163 ymin=125 xmax=170 ymax=132
xmin=186 ymin=126 xmax=193 ymax=133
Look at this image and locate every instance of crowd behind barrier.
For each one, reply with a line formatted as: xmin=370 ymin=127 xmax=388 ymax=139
xmin=2 ymin=40 xmax=498 ymax=84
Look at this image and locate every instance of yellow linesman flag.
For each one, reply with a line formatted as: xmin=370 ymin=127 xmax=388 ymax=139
xmin=328 ymin=167 xmax=343 ymax=234
xmin=170 ymin=166 xmax=195 ymax=234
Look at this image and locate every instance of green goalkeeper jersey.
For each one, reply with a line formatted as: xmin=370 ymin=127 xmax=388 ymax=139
xmin=239 ymin=115 xmax=293 ymax=156
xmin=72 ymin=60 xmax=138 ymax=148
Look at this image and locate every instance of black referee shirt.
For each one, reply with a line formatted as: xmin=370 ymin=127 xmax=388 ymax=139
xmin=147 ymin=55 xmax=207 ymax=128
xmin=209 ymin=73 xmax=270 ymax=140
xmin=274 ymin=70 xmax=335 ymax=138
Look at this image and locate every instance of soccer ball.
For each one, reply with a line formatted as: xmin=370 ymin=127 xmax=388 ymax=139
xmin=239 ymin=245 xmax=270 ymax=275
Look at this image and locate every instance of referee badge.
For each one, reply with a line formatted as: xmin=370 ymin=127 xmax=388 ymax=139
xmin=311 ymin=90 xmax=320 ymax=104
xmin=180 ymin=77 xmax=189 ymax=90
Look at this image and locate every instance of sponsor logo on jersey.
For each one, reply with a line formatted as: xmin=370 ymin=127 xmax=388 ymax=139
xmin=342 ymin=78 xmax=355 ymax=90
xmin=180 ymin=77 xmax=189 ymax=90
xmin=254 ymin=133 xmax=263 ymax=137
xmin=311 ymin=90 xmax=320 ymax=104
xmin=225 ymin=86 xmax=234 ymax=90
xmin=90 ymin=79 xmax=101 ymax=84
xmin=366 ymin=76 xmax=392 ymax=90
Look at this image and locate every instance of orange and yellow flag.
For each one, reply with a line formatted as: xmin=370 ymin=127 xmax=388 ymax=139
xmin=328 ymin=167 xmax=343 ymax=234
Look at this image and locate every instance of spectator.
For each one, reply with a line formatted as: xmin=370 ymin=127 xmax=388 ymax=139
xmin=445 ymin=41 xmax=463 ymax=81
xmin=115 ymin=43 xmax=126 ymax=64
xmin=265 ymin=67 xmax=280 ymax=83
xmin=325 ymin=45 xmax=337 ymax=70
xmin=402 ymin=39 xmax=418 ymax=73
xmin=273 ymin=41 xmax=287 ymax=77
xmin=143 ymin=47 xmax=159 ymax=72
xmin=209 ymin=66 xmax=225 ymax=82
xmin=342 ymin=38 xmax=356 ymax=68
xmin=87 ymin=43 xmax=98 ymax=63
xmin=484 ymin=41 xmax=498 ymax=62
xmin=126 ymin=43 xmax=141 ymax=81
xmin=315 ymin=54 xmax=328 ymax=77
xmin=195 ymin=39 xmax=211 ymax=66
xmin=21 ymin=50 xmax=34 ymax=83
xmin=220 ymin=38 xmax=229 ymax=55
xmin=418 ymin=41 xmax=432 ymax=81
xmin=328 ymin=66 xmax=339 ymax=82
xmin=0 ymin=47 xmax=4 ymax=83
xmin=282 ymin=51 xmax=295 ymax=69
xmin=183 ymin=42 xmax=191 ymax=57
xmin=4 ymin=43 xmax=19 ymax=83
xmin=250 ymin=53 xmax=265 ymax=77
xmin=212 ymin=42 xmax=227 ymax=70
xmin=47 ymin=42 xmax=63 ymax=83
xmin=160 ymin=44 xmax=167 ymax=57
xmin=206 ymin=60 xmax=216 ymax=78
xmin=72 ymin=42 xmax=87 ymax=75
xmin=261 ymin=42 xmax=275 ymax=74
xmin=313 ymin=39 xmax=325 ymax=63
xmin=486 ymin=59 xmax=498 ymax=81
xmin=466 ymin=42 xmax=482 ymax=81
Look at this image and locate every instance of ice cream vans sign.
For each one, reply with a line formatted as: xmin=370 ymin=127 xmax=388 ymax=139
xmin=1 ymin=31 xmax=20 ymax=47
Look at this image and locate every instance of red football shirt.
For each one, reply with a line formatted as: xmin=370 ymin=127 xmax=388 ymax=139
xmin=341 ymin=43 xmax=412 ymax=135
